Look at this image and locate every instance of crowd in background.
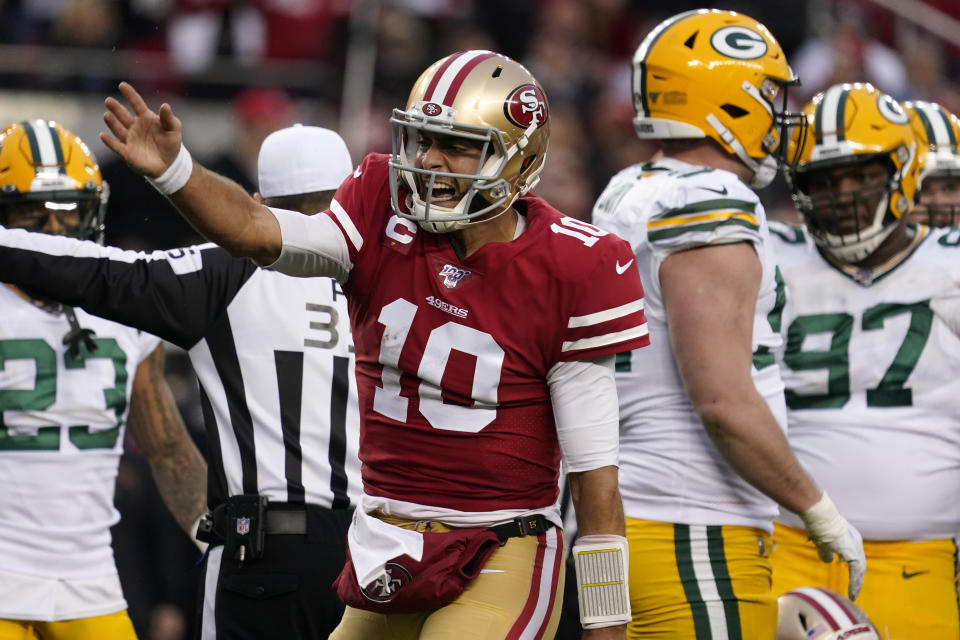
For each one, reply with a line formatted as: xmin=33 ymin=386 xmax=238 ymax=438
xmin=2 ymin=0 xmax=960 ymax=637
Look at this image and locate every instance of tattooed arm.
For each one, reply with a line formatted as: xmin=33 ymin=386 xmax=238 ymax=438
xmin=127 ymin=344 xmax=207 ymax=536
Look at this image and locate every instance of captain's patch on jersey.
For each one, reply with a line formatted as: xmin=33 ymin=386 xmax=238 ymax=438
xmin=439 ymin=264 xmax=471 ymax=288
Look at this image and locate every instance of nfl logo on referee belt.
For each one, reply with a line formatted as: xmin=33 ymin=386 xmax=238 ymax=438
xmin=362 ymin=563 xmax=413 ymax=602
xmin=236 ymin=517 xmax=250 ymax=535
xmin=439 ymin=264 xmax=470 ymax=289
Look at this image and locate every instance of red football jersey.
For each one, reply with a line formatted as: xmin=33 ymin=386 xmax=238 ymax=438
xmin=324 ymin=153 xmax=649 ymax=514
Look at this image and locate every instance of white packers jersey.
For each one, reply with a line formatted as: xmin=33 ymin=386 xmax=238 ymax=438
xmin=592 ymin=157 xmax=786 ymax=531
xmin=0 ymin=284 xmax=159 ymax=619
xmin=771 ymin=223 xmax=960 ymax=540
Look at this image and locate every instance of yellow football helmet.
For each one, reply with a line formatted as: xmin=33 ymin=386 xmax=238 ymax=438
xmin=389 ymin=50 xmax=550 ymax=233
xmin=0 ymin=119 xmax=107 ymax=241
xmin=788 ymin=83 xmax=919 ymax=263
xmin=631 ymin=9 xmax=805 ymax=188
xmin=904 ymin=100 xmax=960 ymax=226
xmin=776 ymin=587 xmax=879 ymax=640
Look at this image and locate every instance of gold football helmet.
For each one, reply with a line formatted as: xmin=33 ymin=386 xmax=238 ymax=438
xmin=776 ymin=587 xmax=880 ymax=640
xmin=904 ymin=100 xmax=960 ymax=227
xmin=631 ymin=9 xmax=805 ymax=188
xmin=0 ymin=119 xmax=107 ymax=241
xmin=389 ymin=50 xmax=550 ymax=233
xmin=788 ymin=83 xmax=920 ymax=263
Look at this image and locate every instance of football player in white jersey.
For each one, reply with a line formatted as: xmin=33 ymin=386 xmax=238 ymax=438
xmin=0 ymin=120 xmax=206 ymax=639
xmin=770 ymin=83 xmax=960 ymax=640
xmin=904 ymin=100 xmax=960 ymax=227
xmin=592 ymin=9 xmax=866 ymax=639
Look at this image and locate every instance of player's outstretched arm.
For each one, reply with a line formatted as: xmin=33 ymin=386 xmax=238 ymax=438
xmin=101 ymin=82 xmax=282 ymax=265
xmin=127 ymin=345 xmax=207 ymax=538
xmin=660 ymin=241 xmax=866 ymax=599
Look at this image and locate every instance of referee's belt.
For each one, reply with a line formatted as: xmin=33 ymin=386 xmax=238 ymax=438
xmin=204 ymin=501 xmax=319 ymax=544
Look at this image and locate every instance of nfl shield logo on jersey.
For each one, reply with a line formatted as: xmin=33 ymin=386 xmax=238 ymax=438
xmin=236 ymin=517 xmax=251 ymax=535
xmin=439 ymin=264 xmax=470 ymax=289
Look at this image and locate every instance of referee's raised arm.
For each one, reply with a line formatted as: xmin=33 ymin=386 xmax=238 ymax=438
xmin=101 ymin=81 xmax=282 ymax=266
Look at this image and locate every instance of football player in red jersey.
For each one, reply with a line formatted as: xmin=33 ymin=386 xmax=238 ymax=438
xmin=100 ymin=51 xmax=649 ymax=639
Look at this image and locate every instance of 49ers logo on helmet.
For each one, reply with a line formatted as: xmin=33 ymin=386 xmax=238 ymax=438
xmin=504 ymin=84 xmax=548 ymax=129
xmin=422 ymin=102 xmax=443 ymax=117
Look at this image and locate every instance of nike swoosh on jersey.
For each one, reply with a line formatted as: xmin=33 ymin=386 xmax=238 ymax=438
xmin=616 ymin=259 xmax=635 ymax=275
xmin=901 ymin=568 xmax=930 ymax=579
xmin=698 ymin=185 xmax=728 ymax=195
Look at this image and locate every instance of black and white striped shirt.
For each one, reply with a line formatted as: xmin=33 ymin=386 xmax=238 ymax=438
xmin=0 ymin=230 xmax=360 ymax=510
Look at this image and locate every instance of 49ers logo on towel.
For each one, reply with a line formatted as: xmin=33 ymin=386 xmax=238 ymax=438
xmin=504 ymin=84 xmax=548 ymax=129
xmin=362 ymin=563 xmax=413 ymax=603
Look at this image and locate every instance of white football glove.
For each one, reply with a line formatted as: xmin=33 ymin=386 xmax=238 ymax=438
xmin=799 ymin=492 xmax=866 ymax=600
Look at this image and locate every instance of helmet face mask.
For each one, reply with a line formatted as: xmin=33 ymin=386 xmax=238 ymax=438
xmin=388 ymin=50 xmax=550 ymax=234
xmin=795 ymin=155 xmax=895 ymax=249
xmin=913 ymin=174 xmax=960 ymax=227
xmin=0 ymin=119 xmax=107 ymax=242
xmin=905 ymin=100 xmax=960 ymax=227
xmin=631 ymin=9 xmax=807 ymax=188
xmin=788 ymin=84 xmax=919 ymax=263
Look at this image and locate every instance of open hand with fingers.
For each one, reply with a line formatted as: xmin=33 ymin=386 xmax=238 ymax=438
xmin=101 ymin=82 xmax=184 ymax=179
xmin=800 ymin=492 xmax=867 ymax=600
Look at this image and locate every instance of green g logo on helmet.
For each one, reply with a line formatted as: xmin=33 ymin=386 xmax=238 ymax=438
xmin=711 ymin=26 xmax=768 ymax=59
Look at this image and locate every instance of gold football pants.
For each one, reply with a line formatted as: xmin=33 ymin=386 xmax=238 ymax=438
xmin=0 ymin=610 xmax=137 ymax=640
xmin=330 ymin=515 xmax=565 ymax=640
xmin=626 ymin=518 xmax=777 ymax=639
xmin=772 ymin=522 xmax=959 ymax=640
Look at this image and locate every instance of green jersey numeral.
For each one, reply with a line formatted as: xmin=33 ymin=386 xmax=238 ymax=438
xmin=784 ymin=302 xmax=932 ymax=409
xmin=0 ymin=337 xmax=127 ymax=450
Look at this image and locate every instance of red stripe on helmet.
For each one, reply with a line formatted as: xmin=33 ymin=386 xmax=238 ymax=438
xmin=793 ymin=590 xmax=842 ymax=629
xmin=818 ymin=587 xmax=861 ymax=625
xmin=439 ymin=52 xmax=497 ymax=106
xmin=422 ymin=53 xmax=463 ymax=102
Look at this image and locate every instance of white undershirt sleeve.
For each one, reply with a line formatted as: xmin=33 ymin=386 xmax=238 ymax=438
xmin=548 ymin=355 xmax=619 ymax=472
xmin=265 ymin=206 xmax=353 ymax=283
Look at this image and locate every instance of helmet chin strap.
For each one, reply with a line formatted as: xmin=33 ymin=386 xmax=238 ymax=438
xmin=412 ymin=190 xmax=519 ymax=234
xmin=820 ymin=223 xmax=898 ymax=264
xmin=705 ymin=114 xmax=777 ymax=188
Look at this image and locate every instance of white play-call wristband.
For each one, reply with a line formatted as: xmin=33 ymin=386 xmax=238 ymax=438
xmin=147 ymin=143 xmax=193 ymax=194
xmin=572 ymin=534 xmax=631 ymax=629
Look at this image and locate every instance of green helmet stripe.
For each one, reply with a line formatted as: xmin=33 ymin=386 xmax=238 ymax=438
xmin=21 ymin=120 xmax=65 ymax=174
xmin=46 ymin=121 xmax=65 ymax=169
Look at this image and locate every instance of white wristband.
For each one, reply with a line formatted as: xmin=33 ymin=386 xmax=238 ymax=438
xmin=147 ymin=143 xmax=193 ymax=194
xmin=572 ymin=534 xmax=631 ymax=629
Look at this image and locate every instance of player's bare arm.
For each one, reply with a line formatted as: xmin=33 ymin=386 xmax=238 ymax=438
xmin=662 ymin=240 xmax=866 ymax=599
xmin=569 ymin=466 xmax=627 ymax=639
xmin=126 ymin=345 xmax=207 ymax=535
xmin=101 ymin=82 xmax=282 ymax=265
xmin=661 ymin=241 xmax=822 ymax=513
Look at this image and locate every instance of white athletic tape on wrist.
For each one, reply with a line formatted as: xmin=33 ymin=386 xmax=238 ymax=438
xmin=147 ymin=143 xmax=193 ymax=194
xmin=572 ymin=534 xmax=631 ymax=629
xmin=800 ymin=491 xmax=844 ymax=541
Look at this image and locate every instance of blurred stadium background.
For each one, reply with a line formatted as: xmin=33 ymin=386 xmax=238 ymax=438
xmin=1 ymin=0 xmax=957 ymax=637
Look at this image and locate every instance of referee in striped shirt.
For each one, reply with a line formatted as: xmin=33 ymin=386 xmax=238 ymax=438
xmin=0 ymin=124 xmax=360 ymax=639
